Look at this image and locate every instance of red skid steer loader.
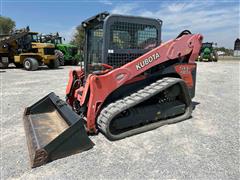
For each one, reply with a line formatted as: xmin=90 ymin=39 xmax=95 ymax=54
xmin=23 ymin=12 xmax=203 ymax=168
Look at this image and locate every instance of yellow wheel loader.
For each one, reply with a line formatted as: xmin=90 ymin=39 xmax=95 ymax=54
xmin=0 ymin=27 xmax=59 ymax=70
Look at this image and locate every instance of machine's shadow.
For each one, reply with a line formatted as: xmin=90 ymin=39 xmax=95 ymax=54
xmin=18 ymin=66 xmax=64 ymax=71
xmin=36 ymin=66 xmax=64 ymax=71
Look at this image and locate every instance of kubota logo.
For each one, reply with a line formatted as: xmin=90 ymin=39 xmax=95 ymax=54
xmin=136 ymin=52 xmax=160 ymax=70
xmin=179 ymin=66 xmax=191 ymax=74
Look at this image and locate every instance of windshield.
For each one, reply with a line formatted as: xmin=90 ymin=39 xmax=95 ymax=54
xmin=202 ymin=43 xmax=213 ymax=48
xmin=31 ymin=34 xmax=38 ymax=42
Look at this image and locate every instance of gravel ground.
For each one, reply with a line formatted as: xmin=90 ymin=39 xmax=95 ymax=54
xmin=1 ymin=61 xmax=239 ymax=179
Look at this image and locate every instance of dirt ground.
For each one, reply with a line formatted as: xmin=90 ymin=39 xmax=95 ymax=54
xmin=1 ymin=60 xmax=239 ymax=179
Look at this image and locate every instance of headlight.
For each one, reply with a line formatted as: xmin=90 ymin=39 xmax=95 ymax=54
xmin=3 ymin=44 xmax=8 ymax=48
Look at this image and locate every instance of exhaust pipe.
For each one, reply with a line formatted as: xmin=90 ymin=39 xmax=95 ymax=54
xmin=23 ymin=92 xmax=94 ymax=168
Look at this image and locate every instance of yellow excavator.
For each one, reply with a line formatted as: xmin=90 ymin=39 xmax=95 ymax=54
xmin=0 ymin=26 xmax=59 ymax=70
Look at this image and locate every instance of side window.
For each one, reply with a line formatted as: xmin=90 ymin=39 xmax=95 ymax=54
xmin=26 ymin=34 xmax=32 ymax=43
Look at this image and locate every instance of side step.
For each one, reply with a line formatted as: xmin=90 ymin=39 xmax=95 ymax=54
xmin=23 ymin=92 xmax=94 ymax=168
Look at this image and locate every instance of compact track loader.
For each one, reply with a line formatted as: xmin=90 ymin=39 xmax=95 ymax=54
xmin=23 ymin=12 xmax=202 ymax=168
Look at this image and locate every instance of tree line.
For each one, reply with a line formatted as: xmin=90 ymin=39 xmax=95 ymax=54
xmin=0 ymin=16 xmax=16 ymax=34
xmin=215 ymin=47 xmax=234 ymax=56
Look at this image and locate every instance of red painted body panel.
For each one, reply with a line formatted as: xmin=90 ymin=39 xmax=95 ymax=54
xmin=174 ymin=64 xmax=196 ymax=88
xmin=66 ymin=68 xmax=85 ymax=106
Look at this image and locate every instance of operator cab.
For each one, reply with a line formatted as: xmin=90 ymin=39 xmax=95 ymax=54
xmin=28 ymin=32 xmax=38 ymax=42
xmin=82 ymin=12 xmax=162 ymax=73
xmin=200 ymin=42 xmax=216 ymax=52
xmin=202 ymin=42 xmax=213 ymax=48
xmin=48 ymin=36 xmax=63 ymax=44
xmin=17 ymin=32 xmax=38 ymax=52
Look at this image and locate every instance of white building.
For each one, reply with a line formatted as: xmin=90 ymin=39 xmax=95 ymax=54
xmin=217 ymin=51 xmax=225 ymax=56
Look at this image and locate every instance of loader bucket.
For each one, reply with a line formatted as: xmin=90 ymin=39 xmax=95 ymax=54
xmin=23 ymin=92 xmax=94 ymax=168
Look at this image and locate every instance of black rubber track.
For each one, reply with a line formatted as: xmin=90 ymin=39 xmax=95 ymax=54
xmin=97 ymin=77 xmax=193 ymax=140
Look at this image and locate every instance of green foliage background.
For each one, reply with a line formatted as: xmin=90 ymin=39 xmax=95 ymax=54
xmin=0 ymin=16 xmax=16 ymax=35
xmin=70 ymin=25 xmax=85 ymax=50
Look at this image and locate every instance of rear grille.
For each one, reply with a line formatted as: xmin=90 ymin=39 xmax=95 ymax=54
xmin=44 ymin=48 xmax=55 ymax=55
xmin=107 ymin=53 xmax=143 ymax=68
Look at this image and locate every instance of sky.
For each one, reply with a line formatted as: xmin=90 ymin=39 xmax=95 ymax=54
xmin=0 ymin=0 xmax=239 ymax=48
